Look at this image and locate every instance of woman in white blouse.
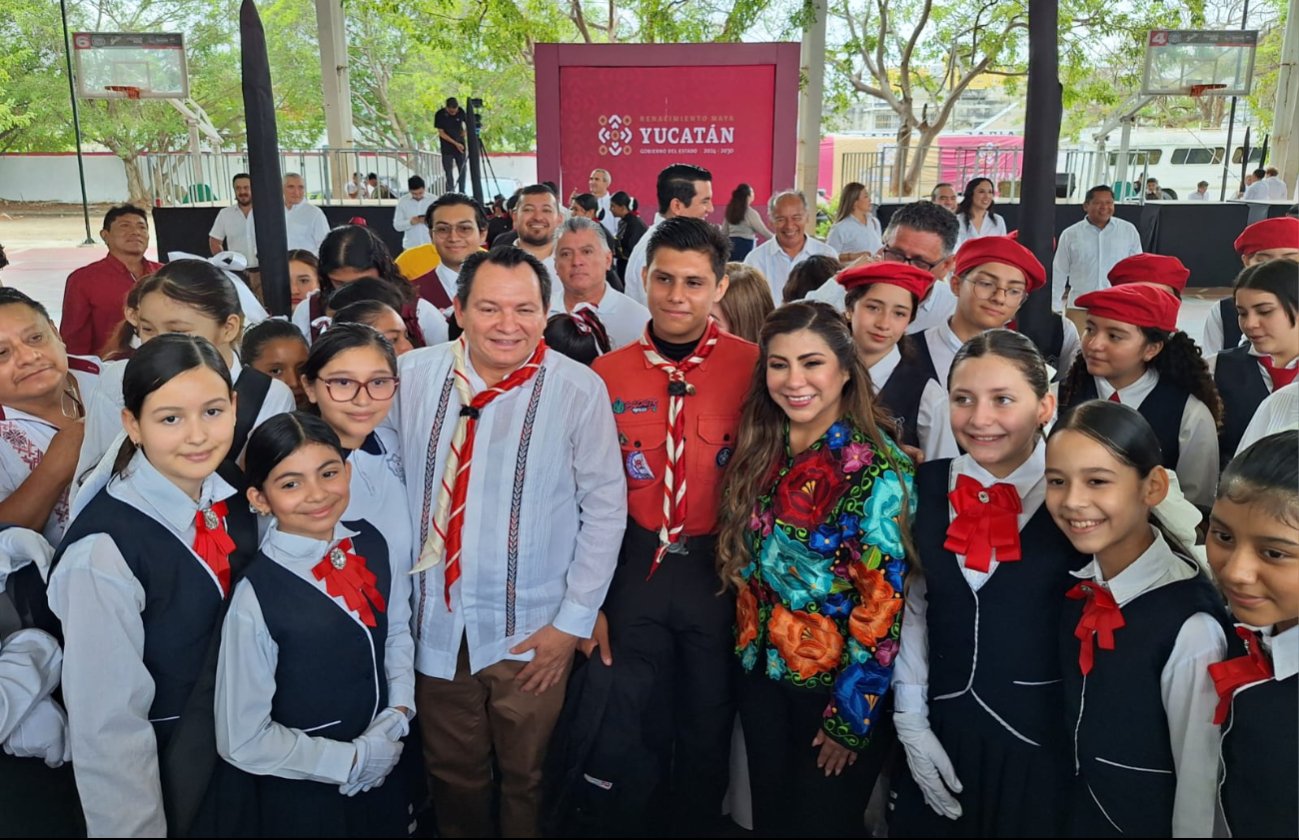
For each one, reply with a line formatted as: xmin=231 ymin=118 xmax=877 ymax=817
xmin=955 ymin=177 xmax=1008 ymax=249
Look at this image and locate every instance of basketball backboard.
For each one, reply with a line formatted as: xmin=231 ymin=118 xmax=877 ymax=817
xmin=1141 ymin=30 xmax=1257 ymax=97
xmin=72 ymin=32 xmax=188 ymax=99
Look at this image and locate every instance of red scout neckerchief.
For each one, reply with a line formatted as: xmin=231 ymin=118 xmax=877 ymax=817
xmin=637 ymin=318 xmax=722 ymax=574
xmin=1208 ymin=625 xmax=1274 ymax=725
xmin=193 ymin=501 xmax=235 ymax=595
xmin=1066 ymin=580 xmax=1126 ymax=676
xmin=1259 ymin=356 xmax=1299 ymax=390
xmin=312 ymin=537 xmax=387 ymax=627
xmin=944 ymin=474 xmax=1023 ymax=573
xmin=413 ymin=337 xmax=547 ymax=608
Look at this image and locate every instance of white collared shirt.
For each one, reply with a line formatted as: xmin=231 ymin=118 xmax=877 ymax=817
xmin=209 ymin=204 xmax=258 ymax=267
xmin=215 ymin=518 xmax=413 ymax=784
xmin=1093 ymin=368 xmax=1220 ymax=507
xmin=622 ymin=218 xmax=662 ymax=307
xmin=1052 ymin=216 xmax=1143 ymax=305
xmin=392 ymin=193 xmax=435 ymax=249
xmin=549 ymin=282 xmax=650 ymax=350
xmin=1259 ymin=622 xmax=1299 ymax=681
xmin=1068 ymin=528 xmax=1226 ymax=839
xmin=743 ymin=235 xmax=840 ymax=303
xmin=1243 ymin=180 xmax=1271 ymax=201
xmin=893 ymin=441 xmax=1048 ymax=716
xmin=1263 ymin=175 xmax=1289 ymax=200
xmin=826 ymin=214 xmax=882 ymax=257
xmin=867 ymin=344 xmax=958 ymax=462
xmin=1235 ymin=382 xmax=1298 ymax=455
xmin=393 ymin=344 xmax=627 ymax=679
xmin=434 ymin=263 xmax=460 ymax=307
xmin=0 ymin=358 xmax=102 ymax=546
xmin=48 ymin=452 xmax=238 ymax=838
xmin=1187 ymin=190 xmax=1210 ymax=201
xmin=292 ymin=293 xmax=449 ymax=347
xmin=1206 ymin=344 xmax=1297 ymax=395
xmin=954 ymin=212 xmax=1008 ymax=248
xmin=595 ymin=194 xmax=619 ymax=238
xmin=284 ymin=201 xmax=331 ymax=252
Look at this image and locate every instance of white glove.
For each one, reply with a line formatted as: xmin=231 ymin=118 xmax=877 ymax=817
xmin=339 ymin=726 xmax=404 ymax=797
xmin=0 ymin=527 xmax=56 ymax=586
xmin=363 ymin=707 xmax=410 ymax=741
xmin=894 ymin=711 xmax=963 ymax=820
xmin=3 ymin=696 xmax=70 ymax=768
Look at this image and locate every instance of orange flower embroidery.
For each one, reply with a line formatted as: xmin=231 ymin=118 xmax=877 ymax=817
xmin=848 ymin=567 xmax=902 ymax=646
xmin=736 ymin=585 xmax=759 ymax=649
xmin=768 ymin=605 xmax=845 ymax=680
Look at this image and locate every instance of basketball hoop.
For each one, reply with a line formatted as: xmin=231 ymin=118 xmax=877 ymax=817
xmin=104 ymin=85 xmax=144 ymax=100
xmin=1189 ymin=83 xmax=1227 ymax=100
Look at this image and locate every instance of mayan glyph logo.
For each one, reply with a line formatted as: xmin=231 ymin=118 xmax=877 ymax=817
xmin=598 ymin=114 xmax=633 ymax=156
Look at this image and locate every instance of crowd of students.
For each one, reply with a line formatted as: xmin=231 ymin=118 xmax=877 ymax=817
xmin=0 ymin=176 xmax=1293 ymax=839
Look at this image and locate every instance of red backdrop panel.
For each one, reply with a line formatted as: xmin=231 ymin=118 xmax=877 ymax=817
xmin=536 ymin=43 xmax=800 ymax=224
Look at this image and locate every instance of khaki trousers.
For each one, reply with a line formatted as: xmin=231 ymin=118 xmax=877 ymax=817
xmin=416 ymin=643 xmax=568 ymax=838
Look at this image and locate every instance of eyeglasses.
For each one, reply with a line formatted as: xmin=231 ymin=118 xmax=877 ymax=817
xmin=433 ymin=222 xmax=480 ymax=238
xmin=964 ymin=276 xmax=1026 ymax=303
xmin=321 ymin=376 xmax=400 ymax=401
xmin=878 ymin=246 xmax=942 ymax=272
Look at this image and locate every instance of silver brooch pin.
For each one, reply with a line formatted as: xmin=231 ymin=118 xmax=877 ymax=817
xmin=977 ymin=491 xmax=990 ymax=504
xmin=202 ymin=509 xmax=219 ymax=529
xmin=329 ymin=547 xmax=347 ymax=570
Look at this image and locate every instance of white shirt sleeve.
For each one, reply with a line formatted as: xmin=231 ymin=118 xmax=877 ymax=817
xmin=1125 ymin=223 xmax=1143 ymax=257
xmin=392 ymin=199 xmax=414 ymax=234
xmin=1176 ymin=397 xmax=1220 ymax=509
xmin=551 ymin=379 xmax=628 ymax=638
xmin=1161 ymin=612 xmax=1226 ymax=839
xmin=214 ymin=580 xmax=357 ymax=784
xmin=1059 ymin=316 xmax=1082 ymax=374
xmin=383 ymin=540 xmax=416 ymax=713
xmin=624 ymin=237 xmax=651 ymax=306
xmin=417 ymin=299 xmax=450 ymax=346
xmin=1236 ymin=383 xmax=1299 ymax=455
xmin=47 ymin=533 xmax=167 ymax=838
xmin=918 ymin=380 xmax=959 ymax=462
xmin=892 ymin=573 xmax=930 ymax=716
xmin=1052 ymin=227 xmax=1073 ymax=306
xmin=1200 ymin=304 xmax=1226 ymax=358
xmin=827 ymin=222 xmax=848 ymax=255
xmin=208 ymin=209 xmax=229 ymax=242
xmin=292 ymin=297 xmax=314 ymax=342
xmin=311 ymin=207 xmax=331 ymax=252
xmin=0 ymin=628 xmax=62 ymax=741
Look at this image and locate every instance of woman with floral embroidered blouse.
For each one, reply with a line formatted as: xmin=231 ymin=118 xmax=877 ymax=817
xmin=717 ymin=301 xmax=915 ymax=836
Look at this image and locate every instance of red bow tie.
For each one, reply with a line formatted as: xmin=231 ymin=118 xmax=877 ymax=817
xmin=1208 ymin=626 xmax=1274 ymax=725
xmin=193 ymin=501 xmax=234 ymax=595
xmin=312 ymin=538 xmax=387 ymax=627
xmin=944 ymin=474 xmax=1023 ymax=573
xmin=1067 ymin=580 xmax=1126 ymax=676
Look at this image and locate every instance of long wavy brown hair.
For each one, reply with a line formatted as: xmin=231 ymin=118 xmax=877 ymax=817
xmin=715 ymin=301 xmax=914 ymax=589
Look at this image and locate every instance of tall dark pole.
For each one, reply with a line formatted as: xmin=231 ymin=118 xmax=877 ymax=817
xmin=58 ymin=0 xmax=94 ymax=245
xmin=1017 ymin=0 xmax=1062 ymax=357
xmin=465 ymin=99 xmax=484 ymax=203
xmin=240 ymin=0 xmax=289 ymax=315
xmin=1219 ymin=0 xmax=1250 ymax=201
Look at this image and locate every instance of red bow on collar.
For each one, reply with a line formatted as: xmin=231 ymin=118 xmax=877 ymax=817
xmin=193 ymin=501 xmax=234 ymax=595
xmin=944 ymin=474 xmax=1022 ymax=572
xmin=1067 ymin=580 xmax=1126 ymax=676
xmin=1208 ymin=626 xmax=1274 ymax=725
xmin=312 ymin=538 xmax=387 ymax=627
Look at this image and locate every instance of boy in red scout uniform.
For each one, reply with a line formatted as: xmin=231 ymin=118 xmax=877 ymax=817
xmin=587 ymin=217 xmax=758 ymax=834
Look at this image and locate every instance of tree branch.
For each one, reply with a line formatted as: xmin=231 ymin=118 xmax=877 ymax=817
xmin=569 ymin=0 xmax=594 ymax=43
xmin=898 ymin=0 xmax=932 ymax=99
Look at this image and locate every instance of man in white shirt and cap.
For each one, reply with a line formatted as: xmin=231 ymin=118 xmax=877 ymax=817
xmin=550 ymin=216 xmax=649 ymax=348
xmin=393 ymin=175 xmax=435 ymax=249
xmin=397 ymin=245 xmax=626 ymax=838
xmin=1051 ymin=184 xmax=1142 ymax=311
xmin=743 ymin=189 xmax=838 ymax=303
xmin=282 ymin=173 xmax=330 ymax=252
xmin=208 ymin=172 xmax=258 ymax=268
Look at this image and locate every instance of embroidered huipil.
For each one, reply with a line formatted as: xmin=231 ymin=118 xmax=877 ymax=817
xmin=735 ymin=417 xmax=914 ymax=750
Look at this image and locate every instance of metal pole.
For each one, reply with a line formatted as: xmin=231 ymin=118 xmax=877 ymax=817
xmin=59 ymin=0 xmax=94 ymax=244
xmin=1219 ymin=0 xmax=1251 ymax=200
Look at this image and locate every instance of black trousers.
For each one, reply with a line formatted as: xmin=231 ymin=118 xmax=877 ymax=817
xmin=441 ymin=148 xmax=466 ymax=193
xmin=596 ymin=521 xmax=737 ymax=836
xmin=737 ymin=668 xmax=891 ymax=837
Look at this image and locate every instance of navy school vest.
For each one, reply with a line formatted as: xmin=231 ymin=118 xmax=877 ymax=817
xmin=1213 ymin=345 xmax=1269 ymax=469
xmin=1219 ymin=296 xmax=1243 ymax=351
xmin=241 ymin=519 xmax=391 ymax=741
xmin=1218 ymin=631 xmax=1298 ymax=838
xmin=1060 ymin=374 xmax=1189 ymax=469
xmin=1061 ymin=567 xmax=1230 ymax=837
xmin=876 ymin=338 xmax=934 ymax=449
xmin=915 ymin=459 xmax=1089 ymax=746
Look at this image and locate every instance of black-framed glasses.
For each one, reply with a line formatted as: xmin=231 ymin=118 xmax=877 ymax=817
xmin=878 ymin=246 xmax=942 ymax=272
xmin=322 ymin=376 xmax=400 ymax=401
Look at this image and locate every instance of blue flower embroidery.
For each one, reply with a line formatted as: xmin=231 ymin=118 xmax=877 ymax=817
xmin=862 ymin=470 xmax=910 ymax=558
xmin=826 ymin=421 xmax=850 ymax=451
xmin=833 ymin=660 xmax=893 ymax=736
xmin=822 ymin=592 xmax=853 ymax=619
xmin=766 ymin=648 xmax=786 ymax=680
xmin=882 ymin=554 xmax=907 ymax=594
xmin=740 ymin=644 xmax=758 ymax=672
xmin=760 ymin=527 xmax=837 ymax=610
xmin=809 ymin=524 xmax=841 ymax=555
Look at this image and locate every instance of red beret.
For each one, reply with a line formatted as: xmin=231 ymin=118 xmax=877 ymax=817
xmin=837 ymin=261 xmax=934 ymax=299
xmin=953 ymin=236 xmax=1046 ymax=292
xmin=1075 ymin=284 xmax=1179 ymax=333
xmin=1233 ymin=217 xmax=1299 ymax=256
xmin=1107 ymin=253 xmax=1190 ymax=293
